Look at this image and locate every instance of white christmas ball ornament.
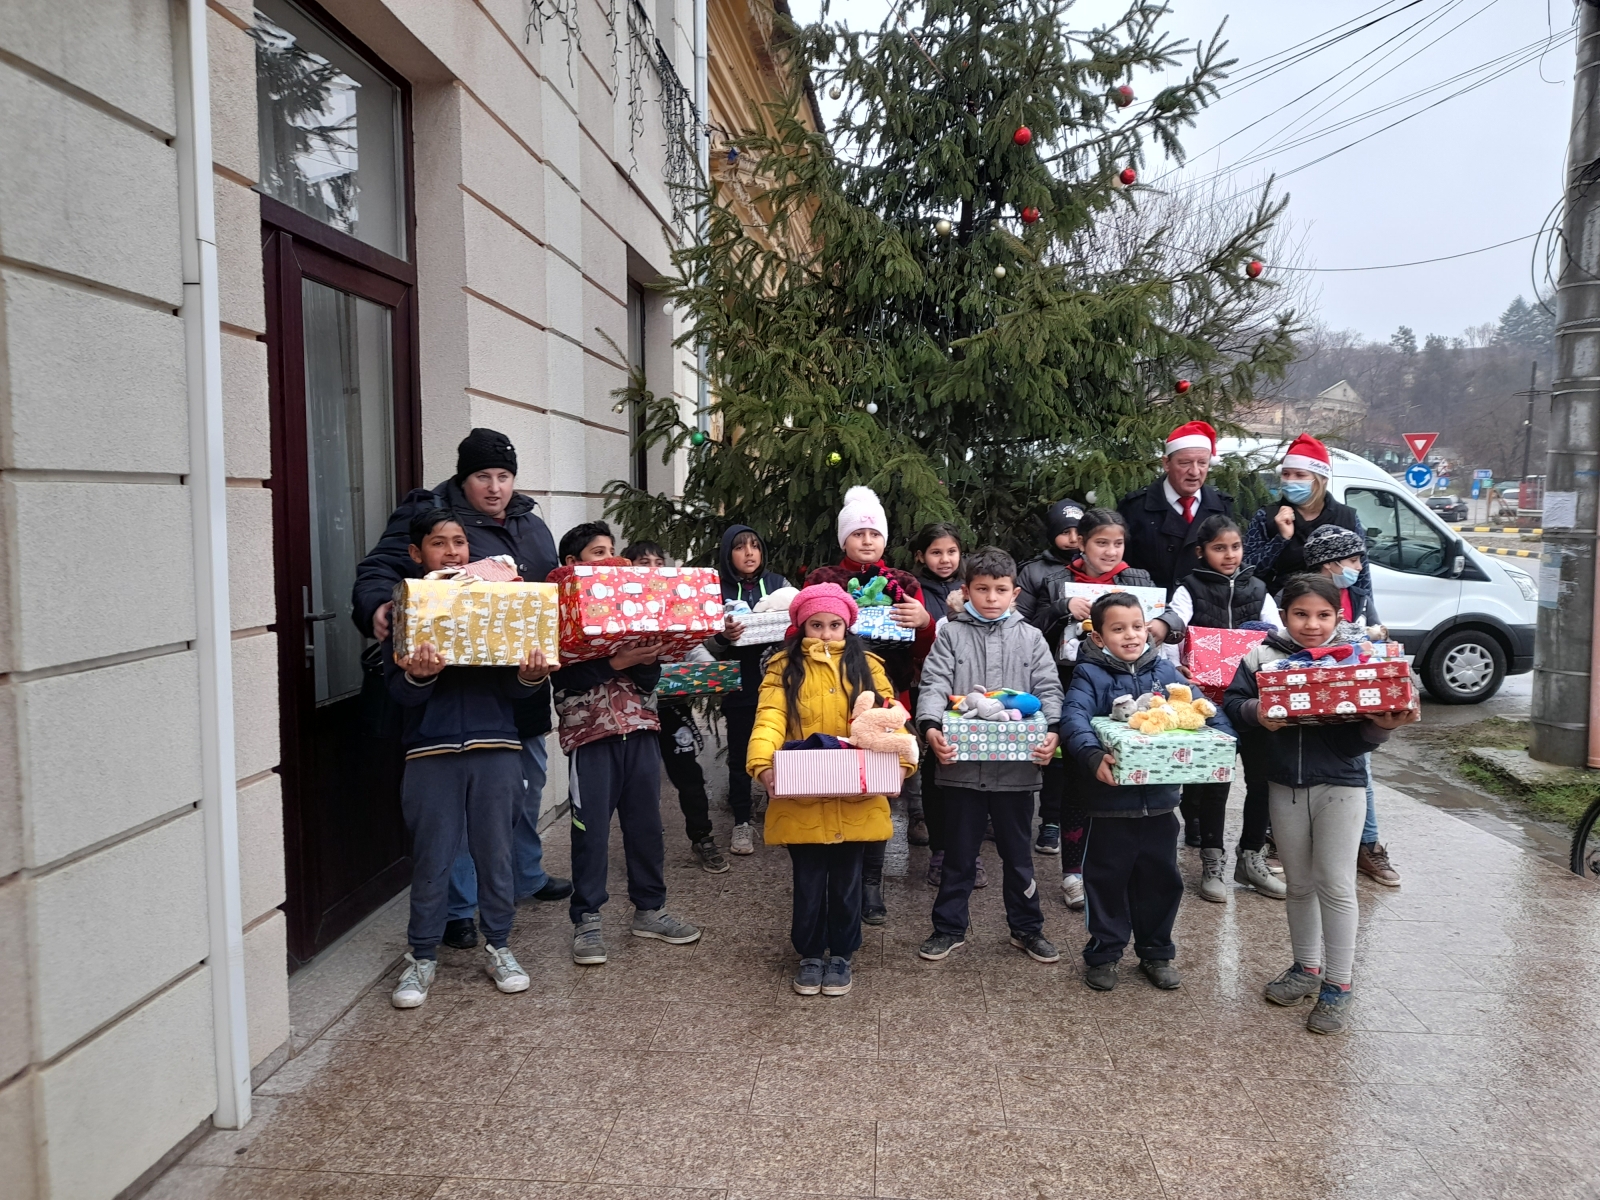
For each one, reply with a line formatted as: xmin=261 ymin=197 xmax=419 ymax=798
xmin=993 ymin=265 xmax=1007 ymax=279
xmin=935 ymin=218 xmax=952 ymax=236
xmin=1085 ymin=490 xmax=1097 ymax=503
xmin=866 ymin=401 xmax=879 ymax=414
xmin=829 ymin=85 xmax=842 ymax=100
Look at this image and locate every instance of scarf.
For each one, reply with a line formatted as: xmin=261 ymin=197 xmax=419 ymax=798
xmin=1069 ymin=558 xmax=1130 ymax=585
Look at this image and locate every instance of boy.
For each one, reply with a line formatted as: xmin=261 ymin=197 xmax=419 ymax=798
xmin=704 ymin=524 xmax=791 ymax=856
xmin=1061 ymin=592 xmax=1232 ymax=991
xmin=386 ymin=511 xmax=548 ymax=1007
xmin=915 ymin=547 xmax=1064 ymax=964
xmin=554 ymin=523 xmax=701 ymax=964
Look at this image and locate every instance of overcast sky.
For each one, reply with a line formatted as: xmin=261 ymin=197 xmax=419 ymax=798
xmin=786 ymin=0 xmax=1574 ymax=343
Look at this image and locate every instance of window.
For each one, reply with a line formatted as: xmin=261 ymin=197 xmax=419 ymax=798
xmin=628 ymin=283 xmax=647 ymax=491
xmin=254 ymin=0 xmax=406 ymax=258
xmin=1346 ymin=488 xmax=1451 ymax=577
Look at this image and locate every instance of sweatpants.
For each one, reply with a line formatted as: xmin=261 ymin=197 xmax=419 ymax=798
xmin=401 ymin=749 xmax=521 ymax=957
xmin=788 ymin=842 xmax=865 ymax=960
xmin=723 ymin=705 xmax=757 ymax=826
xmin=1179 ymin=783 xmax=1228 ymax=850
xmin=658 ymin=702 xmax=711 ymax=843
xmin=933 ymin=787 xmax=1043 ymax=938
xmin=1268 ymin=782 xmax=1366 ymax=986
xmin=1081 ymin=811 xmax=1183 ymax=966
xmin=1236 ymin=734 xmax=1271 ymax=853
xmin=862 ymin=838 xmax=886 ymax=887
xmin=448 ymin=734 xmax=550 ymax=920
xmin=568 ymin=735 xmax=668 ymax=924
xmin=1039 ymin=756 xmax=1089 ymax=871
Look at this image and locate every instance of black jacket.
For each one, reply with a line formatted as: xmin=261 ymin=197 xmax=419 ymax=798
xmin=1015 ymin=546 xmax=1077 ymax=651
xmin=1182 ymin=565 xmax=1269 ymax=629
xmin=1117 ymin=480 xmax=1234 ymax=594
xmin=705 ymin=524 xmax=790 ymax=711
xmin=915 ymin=570 xmax=962 ymax=624
xmin=1242 ymin=496 xmax=1371 ymax=598
xmin=381 ymin=640 xmax=542 ymax=756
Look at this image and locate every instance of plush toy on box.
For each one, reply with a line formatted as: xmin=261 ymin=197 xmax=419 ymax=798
xmin=844 ymin=576 xmax=916 ymax=643
xmin=550 ymin=559 xmax=723 ymax=662
xmin=726 ymin=586 xmax=797 ymax=646
xmin=1091 ymin=683 xmax=1235 ymax=785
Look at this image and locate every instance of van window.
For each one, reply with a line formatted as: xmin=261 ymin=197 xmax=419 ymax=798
xmin=1346 ymin=488 xmax=1451 ymax=577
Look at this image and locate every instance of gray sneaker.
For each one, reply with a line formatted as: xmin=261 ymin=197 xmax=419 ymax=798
xmin=1198 ymin=847 xmax=1228 ymax=903
xmin=572 ymin=914 xmax=607 ymax=965
xmin=821 ymin=956 xmax=853 ymax=996
xmin=391 ymin=953 xmax=436 ymax=1008
xmin=792 ymin=958 xmax=824 ymax=995
xmin=1263 ymin=962 xmax=1322 ymax=1006
xmin=631 ymin=908 xmax=702 ymax=945
xmin=484 ymin=945 xmax=530 ymax=993
xmin=1234 ymin=848 xmax=1287 ymax=898
xmin=692 ymin=837 xmax=730 ymax=874
xmin=1306 ymin=984 xmax=1354 ymax=1034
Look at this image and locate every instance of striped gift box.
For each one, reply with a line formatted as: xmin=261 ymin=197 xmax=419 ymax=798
xmin=771 ymin=747 xmax=904 ymax=797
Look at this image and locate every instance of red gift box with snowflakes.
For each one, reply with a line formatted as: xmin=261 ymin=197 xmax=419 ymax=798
xmin=1256 ymin=660 xmax=1415 ymax=724
xmin=1181 ymin=628 xmax=1270 ymax=703
xmin=551 ymin=563 xmax=724 ymax=662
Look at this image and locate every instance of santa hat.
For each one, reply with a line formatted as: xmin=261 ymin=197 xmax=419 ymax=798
xmin=1281 ymin=433 xmax=1332 ymax=478
xmin=837 ymin=485 xmax=888 ymax=547
xmin=1164 ymin=421 xmax=1218 ymax=462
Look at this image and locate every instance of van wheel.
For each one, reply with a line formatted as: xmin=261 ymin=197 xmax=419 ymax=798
xmin=1421 ymin=629 xmax=1506 ymax=704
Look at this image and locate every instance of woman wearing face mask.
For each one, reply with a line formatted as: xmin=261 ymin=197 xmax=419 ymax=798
xmin=1242 ymin=434 xmax=1371 ymax=599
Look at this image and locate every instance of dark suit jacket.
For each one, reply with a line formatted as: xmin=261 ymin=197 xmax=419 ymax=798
xmin=1116 ymin=479 xmax=1234 ymax=595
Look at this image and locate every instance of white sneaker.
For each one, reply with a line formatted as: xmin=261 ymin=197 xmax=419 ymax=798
xmin=730 ymin=823 xmax=756 ymax=855
xmin=484 ymin=945 xmax=530 ymax=993
xmin=391 ymin=952 xmax=436 ymax=1008
xmin=1061 ymin=873 xmax=1086 ymax=911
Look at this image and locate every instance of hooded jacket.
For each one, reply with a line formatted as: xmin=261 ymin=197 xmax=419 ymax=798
xmin=801 ymin=559 xmax=935 ymax=694
xmin=1062 ymin=639 xmax=1234 ymax=817
xmin=703 ymin=524 xmax=791 ymax=710
xmin=1221 ymin=632 xmax=1392 ymax=788
xmin=914 ymin=609 xmax=1063 ymax=791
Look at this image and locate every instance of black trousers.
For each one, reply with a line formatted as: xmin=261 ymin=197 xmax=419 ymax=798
xmin=723 ymin=704 xmax=756 ymax=825
xmin=933 ymin=787 xmax=1043 ymax=937
xmin=568 ymin=735 xmax=667 ymax=923
xmin=1082 ymin=811 xmax=1183 ymax=966
xmin=1237 ymin=734 xmax=1271 ymax=853
xmin=788 ymin=842 xmax=865 ymax=959
xmin=862 ymin=838 xmax=886 ymax=886
xmin=1039 ymin=756 xmax=1090 ymax=871
xmin=658 ymin=702 xmax=711 ymax=842
xmin=1179 ymin=783 xmax=1228 ymax=850
xmin=922 ymin=772 xmax=948 ymax=853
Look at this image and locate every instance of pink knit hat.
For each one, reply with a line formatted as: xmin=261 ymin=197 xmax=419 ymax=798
xmin=790 ymin=582 xmax=858 ymax=630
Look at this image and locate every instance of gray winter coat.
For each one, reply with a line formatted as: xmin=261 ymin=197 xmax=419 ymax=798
xmin=915 ymin=610 xmax=1064 ymax=791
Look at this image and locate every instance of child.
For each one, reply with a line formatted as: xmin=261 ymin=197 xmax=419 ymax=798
xmin=746 ymin=584 xmax=915 ymax=996
xmin=1302 ymin=525 xmax=1402 ymax=888
xmin=704 ymin=525 xmax=791 ymax=857
xmin=804 ymin=486 xmax=934 ymax=923
xmin=1222 ymin=575 xmax=1418 ymax=1034
xmin=1166 ymin=514 xmax=1283 ymax=903
xmin=385 ymin=511 xmax=546 ymax=1007
xmin=915 ymin=547 xmax=1064 ymax=963
xmin=624 ymin=541 xmax=726 ymax=874
xmin=554 ymin=525 xmax=700 ymax=965
xmin=908 ymin=522 xmax=964 ymax=862
xmin=1062 ymin=592 xmax=1221 ymax=991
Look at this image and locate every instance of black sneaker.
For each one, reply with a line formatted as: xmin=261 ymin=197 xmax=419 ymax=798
xmin=918 ymin=932 xmax=966 ymax=961
xmin=1034 ymin=823 xmax=1061 ymax=855
xmin=1139 ymin=959 xmax=1182 ymax=990
xmin=531 ymin=876 xmax=573 ymax=901
xmin=442 ymin=917 xmax=478 ymax=949
xmin=692 ymin=837 xmax=730 ymax=874
xmin=1184 ymin=816 xmax=1202 ymax=847
xmin=1084 ymin=961 xmax=1119 ymax=991
xmin=861 ymin=882 xmax=887 ymax=926
xmin=1009 ymin=931 xmax=1060 ymax=963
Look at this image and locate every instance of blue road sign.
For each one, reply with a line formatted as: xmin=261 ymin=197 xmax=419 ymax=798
xmin=1474 ymin=468 xmax=1493 ymax=480
xmin=1405 ymin=463 xmax=1434 ymax=489
xmin=1437 ymin=476 xmax=1450 ymax=488
xmin=1472 ymin=480 xmax=1481 ymax=498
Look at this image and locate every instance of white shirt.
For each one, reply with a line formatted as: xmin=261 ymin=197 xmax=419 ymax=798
xmin=1168 ymin=584 xmax=1280 ymax=629
xmin=1163 ymin=477 xmax=1201 ymax=517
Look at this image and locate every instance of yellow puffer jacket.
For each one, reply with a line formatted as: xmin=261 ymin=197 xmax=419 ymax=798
xmin=745 ymin=638 xmax=914 ymax=845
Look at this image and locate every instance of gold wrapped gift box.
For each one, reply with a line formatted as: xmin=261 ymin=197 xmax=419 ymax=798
xmin=392 ymin=578 xmax=560 ymax=666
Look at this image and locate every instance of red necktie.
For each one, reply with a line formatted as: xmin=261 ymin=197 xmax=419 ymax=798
xmin=1182 ymin=495 xmax=1196 ymax=524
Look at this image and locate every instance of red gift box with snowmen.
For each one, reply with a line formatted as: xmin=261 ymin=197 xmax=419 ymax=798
xmin=1256 ymin=659 xmax=1414 ymax=725
xmin=551 ymin=563 xmax=724 ymax=662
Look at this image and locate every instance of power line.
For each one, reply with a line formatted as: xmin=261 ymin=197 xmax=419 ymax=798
xmin=1268 ymin=230 xmax=1540 ymax=273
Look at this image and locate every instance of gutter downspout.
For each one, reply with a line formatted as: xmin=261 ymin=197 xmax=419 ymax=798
xmin=693 ymin=0 xmax=710 ymax=435
xmin=174 ymin=0 xmax=252 ymax=1128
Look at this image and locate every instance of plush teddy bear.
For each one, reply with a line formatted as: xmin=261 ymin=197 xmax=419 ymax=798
xmin=1126 ymin=683 xmax=1218 ymax=733
xmin=849 ymin=691 xmax=919 ymax=765
xmin=1110 ymin=694 xmax=1139 ymax=723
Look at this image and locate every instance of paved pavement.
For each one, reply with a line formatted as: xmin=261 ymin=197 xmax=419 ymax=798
xmin=150 ymin=742 xmax=1600 ymax=1200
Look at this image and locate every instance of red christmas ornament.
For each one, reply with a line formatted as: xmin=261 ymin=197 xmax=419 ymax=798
xmin=1021 ymin=206 xmax=1040 ymax=224
xmin=1113 ymin=85 xmax=1134 ymax=107
xmin=1176 ymin=379 xmax=1192 ymax=394
xmin=1119 ymin=167 xmax=1137 ymax=186
xmin=1013 ymin=126 xmax=1032 ymax=146
xmin=1246 ymin=259 xmax=1264 ymax=279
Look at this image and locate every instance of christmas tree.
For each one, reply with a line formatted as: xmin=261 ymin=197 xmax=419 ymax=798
xmin=606 ymin=0 xmax=1296 ymax=576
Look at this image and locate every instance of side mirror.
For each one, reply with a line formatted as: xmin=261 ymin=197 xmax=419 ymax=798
xmin=1450 ymin=542 xmax=1466 ymax=578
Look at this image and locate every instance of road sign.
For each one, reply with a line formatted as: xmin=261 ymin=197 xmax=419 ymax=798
xmin=1405 ymin=463 xmax=1434 ymax=489
xmin=1474 ymin=468 xmax=1493 ymax=480
xmin=1403 ymin=432 xmax=1439 ymax=462
xmin=1437 ymin=476 xmax=1450 ymax=489
xmin=1472 ymin=480 xmax=1482 ymax=498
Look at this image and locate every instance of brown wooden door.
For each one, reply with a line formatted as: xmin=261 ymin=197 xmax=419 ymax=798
xmin=263 ymin=198 xmax=421 ymax=966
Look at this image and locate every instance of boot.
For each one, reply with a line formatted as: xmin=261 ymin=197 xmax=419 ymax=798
xmin=861 ymin=881 xmax=887 ymax=925
xmin=1198 ymin=847 xmax=1228 ymax=903
xmin=1234 ymin=848 xmax=1287 ymax=898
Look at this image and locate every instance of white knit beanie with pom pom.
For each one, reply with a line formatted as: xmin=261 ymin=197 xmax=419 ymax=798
xmin=837 ymin=485 xmax=888 ymax=547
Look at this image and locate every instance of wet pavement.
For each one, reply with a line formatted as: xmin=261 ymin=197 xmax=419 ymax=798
xmin=150 ymin=719 xmax=1600 ymax=1200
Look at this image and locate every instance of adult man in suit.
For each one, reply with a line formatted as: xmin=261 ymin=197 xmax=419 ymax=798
xmin=1116 ymin=421 xmax=1234 ymax=595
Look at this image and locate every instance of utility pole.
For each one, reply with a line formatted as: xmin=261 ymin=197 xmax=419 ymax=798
xmin=1532 ymin=0 xmax=1600 ymax=767
xmin=1515 ymin=361 xmax=1541 ymax=482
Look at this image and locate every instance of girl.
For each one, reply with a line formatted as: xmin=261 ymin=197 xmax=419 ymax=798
xmin=1167 ymin=515 xmax=1284 ymax=903
xmin=746 ymin=584 xmax=915 ymax=997
xmin=1222 ymin=575 xmax=1418 ymax=1035
xmin=909 ymin=523 xmax=964 ymax=871
xmin=1243 ymin=434 xmax=1370 ymax=595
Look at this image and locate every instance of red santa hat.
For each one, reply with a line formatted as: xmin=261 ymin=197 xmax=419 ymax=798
xmin=1281 ymin=433 xmax=1332 ymax=478
xmin=1164 ymin=420 xmax=1217 ymax=461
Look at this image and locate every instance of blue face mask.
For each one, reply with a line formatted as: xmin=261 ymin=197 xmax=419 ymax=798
xmin=1279 ymin=481 xmax=1314 ymax=505
xmin=1332 ymin=566 xmax=1359 ymax=589
xmin=964 ymin=601 xmax=1009 ymax=623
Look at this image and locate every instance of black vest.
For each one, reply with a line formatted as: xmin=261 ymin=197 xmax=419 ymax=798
xmin=1184 ymin=566 xmax=1268 ymax=629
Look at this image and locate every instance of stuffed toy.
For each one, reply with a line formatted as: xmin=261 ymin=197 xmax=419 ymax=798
xmin=1110 ymin=694 xmax=1139 ymax=722
xmin=753 ymin=586 xmax=800 ymax=613
xmin=1125 ymin=682 xmax=1217 ymax=732
xmin=848 ymin=576 xmax=894 ymax=607
xmin=985 ymin=688 xmax=1042 ymax=717
xmin=849 ymin=691 xmax=919 ymax=765
xmin=950 ymin=691 xmax=1015 ymax=721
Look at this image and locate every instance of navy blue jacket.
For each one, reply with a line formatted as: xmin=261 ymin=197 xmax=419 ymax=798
xmin=1221 ymin=633 xmax=1389 ymax=788
xmin=382 ymin=640 xmax=542 ymax=757
xmin=1062 ymin=641 xmax=1235 ymax=818
xmin=705 ymin=524 xmax=790 ymax=711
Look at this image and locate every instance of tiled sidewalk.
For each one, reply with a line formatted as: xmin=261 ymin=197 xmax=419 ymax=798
xmin=150 ymin=773 xmax=1600 ymax=1199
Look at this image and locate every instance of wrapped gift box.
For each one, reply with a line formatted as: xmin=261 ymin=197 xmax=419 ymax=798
xmin=1182 ymin=627 xmax=1270 ymax=703
xmin=656 ymin=661 xmax=742 ymax=698
xmin=852 ymin=604 xmax=915 ymax=643
xmin=731 ymin=610 xmax=791 ymax=646
xmin=1051 ymin=582 xmax=1168 ymax=621
xmin=1365 ymin=640 xmax=1406 ymax=661
xmin=1091 ymin=717 xmax=1236 ymax=786
xmin=771 ymin=747 xmax=904 ymax=797
xmin=392 ymin=578 xmax=559 ymax=666
xmin=553 ymin=564 xmax=724 ymax=661
xmin=1257 ymin=660 xmax=1415 ymax=724
xmin=945 ymin=713 xmax=1052 ymax=762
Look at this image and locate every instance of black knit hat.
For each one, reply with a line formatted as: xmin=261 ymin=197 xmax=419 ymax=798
xmin=1302 ymin=524 xmax=1366 ymax=570
xmin=455 ymin=428 xmax=518 ymax=481
xmin=1046 ymin=498 xmax=1087 ymax=539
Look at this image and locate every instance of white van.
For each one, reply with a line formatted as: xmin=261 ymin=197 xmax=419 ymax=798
xmin=1219 ymin=438 xmax=1537 ymax=703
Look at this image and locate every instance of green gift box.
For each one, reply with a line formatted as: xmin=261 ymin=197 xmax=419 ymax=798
xmin=657 ymin=661 xmax=742 ymax=698
xmin=1090 ymin=717 xmax=1236 ymax=785
xmin=944 ymin=713 xmax=1052 ymax=761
